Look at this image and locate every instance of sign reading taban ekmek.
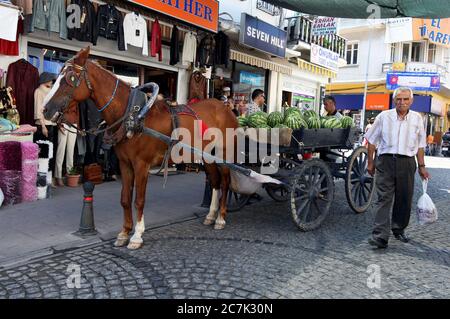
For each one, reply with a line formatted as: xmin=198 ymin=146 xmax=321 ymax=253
xmin=240 ymin=13 xmax=287 ymax=58
xmin=386 ymin=72 xmax=441 ymax=92
xmin=128 ymin=0 xmax=219 ymax=32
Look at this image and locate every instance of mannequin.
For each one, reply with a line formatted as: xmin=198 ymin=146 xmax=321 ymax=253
xmin=55 ymin=101 xmax=78 ymax=186
xmin=34 ymin=72 xmax=57 ymax=185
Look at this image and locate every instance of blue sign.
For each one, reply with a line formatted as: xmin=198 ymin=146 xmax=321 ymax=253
xmin=239 ymin=13 xmax=287 ymax=58
xmin=386 ymin=72 xmax=440 ymax=92
xmin=240 ymin=71 xmax=264 ymax=87
xmin=390 ymin=95 xmax=432 ymax=113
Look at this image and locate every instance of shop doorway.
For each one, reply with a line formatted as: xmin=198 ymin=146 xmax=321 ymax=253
xmin=144 ymin=68 xmax=177 ymax=101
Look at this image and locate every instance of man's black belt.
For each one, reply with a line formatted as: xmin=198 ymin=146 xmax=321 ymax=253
xmin=379 ymin=153 xmax=414 ymax=159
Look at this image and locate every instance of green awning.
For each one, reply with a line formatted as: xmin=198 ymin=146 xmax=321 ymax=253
xmin=264 ymin=0 xmax=450 ymax=18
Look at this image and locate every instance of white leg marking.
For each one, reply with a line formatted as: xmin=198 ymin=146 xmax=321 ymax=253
xmin=204 ymin=189 xmax=220 ymax=225
xmin=128 ymin=216 xmax=145 ymax=249
xmin=114 ymin=231 xmax=129 ymax=247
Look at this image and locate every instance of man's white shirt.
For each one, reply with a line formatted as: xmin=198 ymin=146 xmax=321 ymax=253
xmin=364 ymin=109 xmax=426 ymax=157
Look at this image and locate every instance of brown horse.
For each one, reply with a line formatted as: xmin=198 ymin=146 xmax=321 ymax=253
xmin=43 ymin=47 xmax=239 ymax=249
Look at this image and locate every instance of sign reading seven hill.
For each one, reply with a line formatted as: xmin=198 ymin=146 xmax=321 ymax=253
xmin=240 ymin=13 xmax=287 ymax=58
xmin=128 ymin=0 xmax=219 ymax=33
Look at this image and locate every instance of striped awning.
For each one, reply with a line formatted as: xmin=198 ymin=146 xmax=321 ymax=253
xmin=230 ymin=41 xmax=292 ymax=75
xmin=297 ymin=59 xmax=337 ymax=79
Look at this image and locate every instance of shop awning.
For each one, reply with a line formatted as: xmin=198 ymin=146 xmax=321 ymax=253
xmin=230 ymin=42 xmax=292 ymax=75
xmin=263 ymin=0 xmax=450 ymax=18
xmin=297 ymin=59 xmax=337 ymax=79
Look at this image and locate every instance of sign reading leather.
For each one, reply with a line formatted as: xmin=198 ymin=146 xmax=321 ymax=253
xmin=239 ymin=13 xmax=287 ymax=58
xmin=129 ymin=0 xmax=219 ymax=33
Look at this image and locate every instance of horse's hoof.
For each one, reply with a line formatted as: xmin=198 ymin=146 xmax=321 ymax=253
xmin=214 ymin=222 xmax=226 ymax=230
xmin=203 ymin=218 xmax=215 ymax=226
xmin=127 ymin=241 xmax=143 ymax=250
xmin=113 ymin=238 xmax=129 ymax=247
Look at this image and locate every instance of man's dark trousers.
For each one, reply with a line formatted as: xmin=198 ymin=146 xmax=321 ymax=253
xmin=373 ymin=154 xmax=416 ymax=241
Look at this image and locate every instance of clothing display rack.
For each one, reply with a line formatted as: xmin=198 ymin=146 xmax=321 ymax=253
xmin=90 ymin=0 xmax=198 ymax=35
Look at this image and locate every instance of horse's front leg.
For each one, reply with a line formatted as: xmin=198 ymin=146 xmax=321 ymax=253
xmin=215 ymin=167 xmax=231 ymax=230
xmin=128 ymin=160 xmax=150 ymax=250
xmin=114 ymin=161 xmax=134 ymax=247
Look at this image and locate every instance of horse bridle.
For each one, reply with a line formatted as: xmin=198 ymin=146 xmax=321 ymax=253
xmin=56 ymin=60 xmax=125 ymax=137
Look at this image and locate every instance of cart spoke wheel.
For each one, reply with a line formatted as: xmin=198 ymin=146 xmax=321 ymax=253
xmin=289 ymin=159 xmax=334 ymax=231
xmin=266 ymin=157 xmax=301 ymax=202
xmin=345 ymin=147 xmax=376 ymax=213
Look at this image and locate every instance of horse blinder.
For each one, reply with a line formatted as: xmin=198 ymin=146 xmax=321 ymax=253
xmin=65 ymin=71 xmax=80 ymax=88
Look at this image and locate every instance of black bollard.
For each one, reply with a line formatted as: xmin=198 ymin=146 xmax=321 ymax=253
xmin=75 ymin=181 xmax=98 ymax=237
xmin=200 ymin=177 xmax=212 ymax=208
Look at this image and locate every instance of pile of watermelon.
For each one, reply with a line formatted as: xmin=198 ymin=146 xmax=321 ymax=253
xmin=237 ymin=108 xmax=355 ymax=130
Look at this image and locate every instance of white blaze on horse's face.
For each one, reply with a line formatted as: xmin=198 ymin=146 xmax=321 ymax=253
xmin=43 ymin=71 xmax=65 ymax=108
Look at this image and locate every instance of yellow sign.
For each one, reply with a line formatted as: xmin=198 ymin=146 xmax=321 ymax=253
xmin=392 ymin=62 xmax=405 ymax=71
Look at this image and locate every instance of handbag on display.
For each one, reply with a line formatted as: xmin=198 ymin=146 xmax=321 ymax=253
xmin=83 ymin=163 xmax=103 ymax=185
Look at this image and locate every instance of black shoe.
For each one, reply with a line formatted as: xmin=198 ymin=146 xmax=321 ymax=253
xmin=368 ymin=237 xmax=388 ymax=249
xmin=394 ymin=233 xmax=410 ymax=243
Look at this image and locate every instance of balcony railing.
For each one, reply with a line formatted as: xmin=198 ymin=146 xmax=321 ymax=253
xmin=285 ymin=16 xmax=347 ymax=59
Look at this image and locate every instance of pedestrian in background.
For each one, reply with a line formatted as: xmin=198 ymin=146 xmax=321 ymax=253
xmin=365 ymin=87 xmax=430 ymax=249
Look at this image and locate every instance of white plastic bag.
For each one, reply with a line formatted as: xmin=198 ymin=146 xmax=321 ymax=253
xmin=416 ymin=179 xmax=438 ymax=225
xmin=0 ymin=188 xmax=4 ymax=207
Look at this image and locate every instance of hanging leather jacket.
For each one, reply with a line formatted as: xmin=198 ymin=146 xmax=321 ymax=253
xmin=95 ymin=4 xmax=125 ymax=51
xmin=67 ymin=0 xmax=97 ymax=45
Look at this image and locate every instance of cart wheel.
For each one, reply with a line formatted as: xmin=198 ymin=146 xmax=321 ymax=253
xmin=345 ymin=146 xmax=375 ymax=213
xmin=265 ymin=156 xmax=299 ymax=202
xmin=266 ymin=183 xmax=290 ymax=202
xmin=227 ymin=190 xmax=251 ymax=212
xmin=289 ymin=159 xmax=334 ymax=231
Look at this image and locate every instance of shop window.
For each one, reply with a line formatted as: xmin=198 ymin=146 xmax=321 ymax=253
xmin=428 ymin=43 xmax=436 ymax=63
xmin=232 ymin=62 xmax=268 ymax=107
xmin=402 ymin=43 xmax=410 ymax=63
xmin=411 ymin=42 xmax=424 ymax=62
xmin=346 ymin=42 xmax=358 ymax=65
xmin=401 ymin=42 xmax=425 ymax=63
xmin=390 ymin=43 xmax=397 ymax=62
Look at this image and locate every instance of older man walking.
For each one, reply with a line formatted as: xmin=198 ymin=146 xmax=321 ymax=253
xmin=365 ymin=87 xmax=430 ymax=248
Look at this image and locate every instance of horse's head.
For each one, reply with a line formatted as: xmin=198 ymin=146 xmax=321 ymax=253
xmin=43 ymin=47 xmax=93 ymax=122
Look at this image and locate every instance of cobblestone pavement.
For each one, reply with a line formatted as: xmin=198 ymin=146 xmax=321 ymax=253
xmin=0 ymin=164 xmax=449 ymax=299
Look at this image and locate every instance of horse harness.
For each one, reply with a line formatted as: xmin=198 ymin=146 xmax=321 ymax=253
xmin=56 ymin=61 xmax=203 ymax=185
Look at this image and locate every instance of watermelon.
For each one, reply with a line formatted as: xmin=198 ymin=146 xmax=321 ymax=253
xmin=284 ymin=115 xmax=307 ymax=129
xmin=267 ymin=111 xmax=284 ymax=127
xmin=274 ymin=123 xmax=289 ymax=128
xmin=340 ymin=116 xmax=355 ymax=128
xmin=283 ymin=107 xmax=302 ymax=120
xmin=247 ymin=111 xmax=268 ymax=128
xmin=322 ymin=117 xmax=342 ymax=128
xmin=306 ymin=116 xmax=321 ymax=129
xmin=303 ymin=110 xmax=319 ymax=120
xmin=237 ymin=116 xmax=248 ymax=127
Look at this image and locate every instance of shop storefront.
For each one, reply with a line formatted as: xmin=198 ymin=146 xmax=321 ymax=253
xmin=280 ymin=73 xmax=322 ymax=111
xmin=0 ymin=0 xmax=220 ymax=205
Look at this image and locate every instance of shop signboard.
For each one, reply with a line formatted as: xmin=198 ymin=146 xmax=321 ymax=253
xmin=310 ymin=43 xmax=339 ymax=72
xmin=366 ymin=94 xmax=390 ymax=111
xmin=413 ymin=18 xmax=450 ymax=48
xmin=128 ymin=0 xmax=219 ymax=33
xmin=240 ymin=71 xmax=265 ymax=87
xmin=386 ymin=72 xmax=440 ymax=91
xmin=312 ymin=17 xmax=337 ymax=36
xmin=239 ymin=13 xmax=287 ymax=58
